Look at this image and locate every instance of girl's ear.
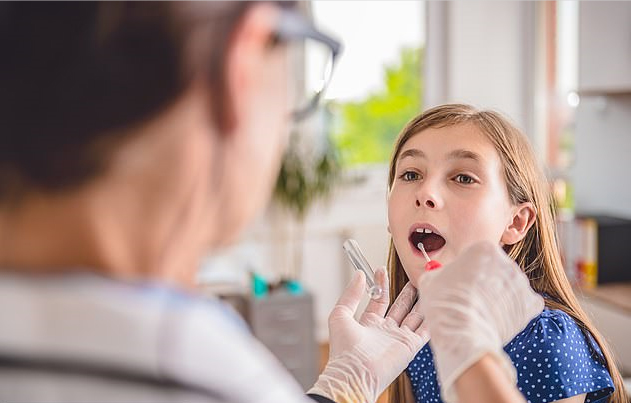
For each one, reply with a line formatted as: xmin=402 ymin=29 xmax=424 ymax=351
xmin=501 ymin=202 xmax=536 ymax=245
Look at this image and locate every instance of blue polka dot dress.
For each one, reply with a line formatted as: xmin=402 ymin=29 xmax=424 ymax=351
xmin=407 ymin=308 xmax=615 ymax=403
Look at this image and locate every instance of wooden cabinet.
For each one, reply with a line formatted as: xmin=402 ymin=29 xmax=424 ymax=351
xmin=246 ymin=292 xmax=318 ymax=391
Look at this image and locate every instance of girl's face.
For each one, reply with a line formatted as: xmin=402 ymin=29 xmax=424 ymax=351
xmin=387 ymin=123 xmax=519 ymax=283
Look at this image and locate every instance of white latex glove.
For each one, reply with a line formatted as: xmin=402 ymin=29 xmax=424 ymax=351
xmin=417 ymin=242 xmax=545 ymax=403
xmin=308 ymin=268 xmax=429 ymax=403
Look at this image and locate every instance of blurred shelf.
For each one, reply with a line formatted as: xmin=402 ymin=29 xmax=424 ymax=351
xmin=577 ymin=283 xmax=631 ymax=376
xmin=577 ymin=88 xmax=631 ymax=97
xmin=581 ymin=282 xmax=631 ymax=315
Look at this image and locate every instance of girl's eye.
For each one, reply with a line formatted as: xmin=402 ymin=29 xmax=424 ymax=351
xmin=454 ymin=174 xmax=475 ymax=184
xmin=400 ymin=171 xmax=420 ymax=181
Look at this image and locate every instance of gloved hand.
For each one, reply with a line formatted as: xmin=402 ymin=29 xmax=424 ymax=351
xmin=308 ymin=268 xmax=429 ymax=403
xmin=417 ymin=242 xmax=545 ymax=403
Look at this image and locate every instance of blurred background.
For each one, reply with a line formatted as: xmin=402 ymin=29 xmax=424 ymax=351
xmin=197 ymin=1 xmax=631 ymax=395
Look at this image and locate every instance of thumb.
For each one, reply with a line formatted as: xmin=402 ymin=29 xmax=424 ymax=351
xmin=331 ymin=270 xmax=365 ymax=321
xmin=416 ymin=269 xmax=439 ymax=296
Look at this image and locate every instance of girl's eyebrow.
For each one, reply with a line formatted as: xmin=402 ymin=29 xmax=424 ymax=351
xmin=398 ymin=148 xmax=425 ymax=161
xmin=447 ymin=149 xmax=481 ymax=162
xmin=398 ymin=148 xmax=481 ymax=162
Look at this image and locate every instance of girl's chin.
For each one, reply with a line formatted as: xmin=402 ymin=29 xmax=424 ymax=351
xmin=403 ymin=267 xmax=425 ymax=286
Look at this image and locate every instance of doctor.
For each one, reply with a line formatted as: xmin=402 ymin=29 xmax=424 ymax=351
xmin=0 ymin=3 xmax=541 ymax=403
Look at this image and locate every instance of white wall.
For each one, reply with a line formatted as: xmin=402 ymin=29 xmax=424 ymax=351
xmin=572 ymin=95 xmax=631 ymax=219
xmin=571 ymin=2 xmax=631 ymax=219
xmin=425 ymin=1 xmax=539 ymax=146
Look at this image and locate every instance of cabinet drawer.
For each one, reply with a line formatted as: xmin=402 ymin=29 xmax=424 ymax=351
xmin=266 ymin=342 xmax=309 ymax=370
xmin=245 ymin=292 xmax=317 ymax=391
xmin=253 ymin=303 xmax=307 ymax=326
xmin=257 ymin=326 xmax=304 ymax=347
xmin=288 ymin=366 xmax=318 ymax=391
xmin=248 ymin=294 xmax=313 ymax=334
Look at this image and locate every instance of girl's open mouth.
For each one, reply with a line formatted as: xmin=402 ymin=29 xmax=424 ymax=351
xmin=409 ymin=227 xmax=446 ymax=255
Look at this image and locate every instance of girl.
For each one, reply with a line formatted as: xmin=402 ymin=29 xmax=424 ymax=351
xmin=385 ymin=104 xmax=624 ymax=403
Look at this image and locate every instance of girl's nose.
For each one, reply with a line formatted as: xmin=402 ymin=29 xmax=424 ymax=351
xmin=416 ymin=198 xmax=437 ymax=209
xmin=415 ymin=181 xmax=441 ymax=209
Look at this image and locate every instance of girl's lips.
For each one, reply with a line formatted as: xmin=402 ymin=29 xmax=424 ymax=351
xmin=408 ymin=223 xmax=441 ymax=235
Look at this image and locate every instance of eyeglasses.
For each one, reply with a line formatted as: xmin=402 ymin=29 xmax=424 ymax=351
xmin=273 ymin=8 xmax=342 ymax=122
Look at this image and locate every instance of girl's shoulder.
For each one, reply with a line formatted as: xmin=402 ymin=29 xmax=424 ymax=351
xmin=511 ymin=307 xmax=583 ymax=341
xmin=505 ymin=307 xmax=604 ymax=363
xmin=504 ymin=308 xmax=614 ymax=403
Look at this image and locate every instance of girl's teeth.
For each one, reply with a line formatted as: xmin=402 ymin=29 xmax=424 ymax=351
xmin=425 ymin=228 xmax=432 ymax=233
xmin=416 ymin=228 xmax=433 ymax=233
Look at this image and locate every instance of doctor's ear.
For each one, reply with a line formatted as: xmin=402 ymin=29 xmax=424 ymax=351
xmin=501 ymin=202 xmax=536 ymax=245
xmin=222 ymin=3 xmax=279 ymax=134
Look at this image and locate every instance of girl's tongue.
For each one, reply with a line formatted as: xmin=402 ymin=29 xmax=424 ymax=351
xmin=410 ymin=231 xmax=446 ymax=253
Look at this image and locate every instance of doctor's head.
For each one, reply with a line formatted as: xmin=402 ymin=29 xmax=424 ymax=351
xmin=0 ymin=2 xmax=337 ymax=285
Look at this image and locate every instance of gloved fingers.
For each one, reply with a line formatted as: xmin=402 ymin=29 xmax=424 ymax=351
xmin=503 ymin=264 xmax=544 ymax=326
xmin=400 ymin=294 xmax=424 ymax=332
xmin=330 ymin=270 xmax=365 ymax=322
xmin=415 ymin=320 xmax=431 ymax=344
xmin=518 ymin=283 xmax=545 ymax=326
xmin=362 ymin=267 xmax=390 ymax=318
xmin=415 ymin=266 xmax=440 ymax=297
xmin=416 ymin=241 xmax=500 ymax=295
xmin=386 ymin=281 xmax=418 ymax=326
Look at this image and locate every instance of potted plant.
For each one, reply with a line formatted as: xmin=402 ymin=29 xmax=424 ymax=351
xmin=272 ymin=110 xmax=340 ymax=280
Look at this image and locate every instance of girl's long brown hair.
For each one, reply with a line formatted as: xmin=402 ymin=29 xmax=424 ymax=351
xmin=386 ymin=104 xmax=626 ymax=403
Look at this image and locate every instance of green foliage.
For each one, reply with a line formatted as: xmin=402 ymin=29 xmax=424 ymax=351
xmin=332 ymin=47 xmax=423 ymax=166
xmin=273 ymin=128 xmax=341 ymax=221
xmin=272 ymin=46 xmax=422 ymax=221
